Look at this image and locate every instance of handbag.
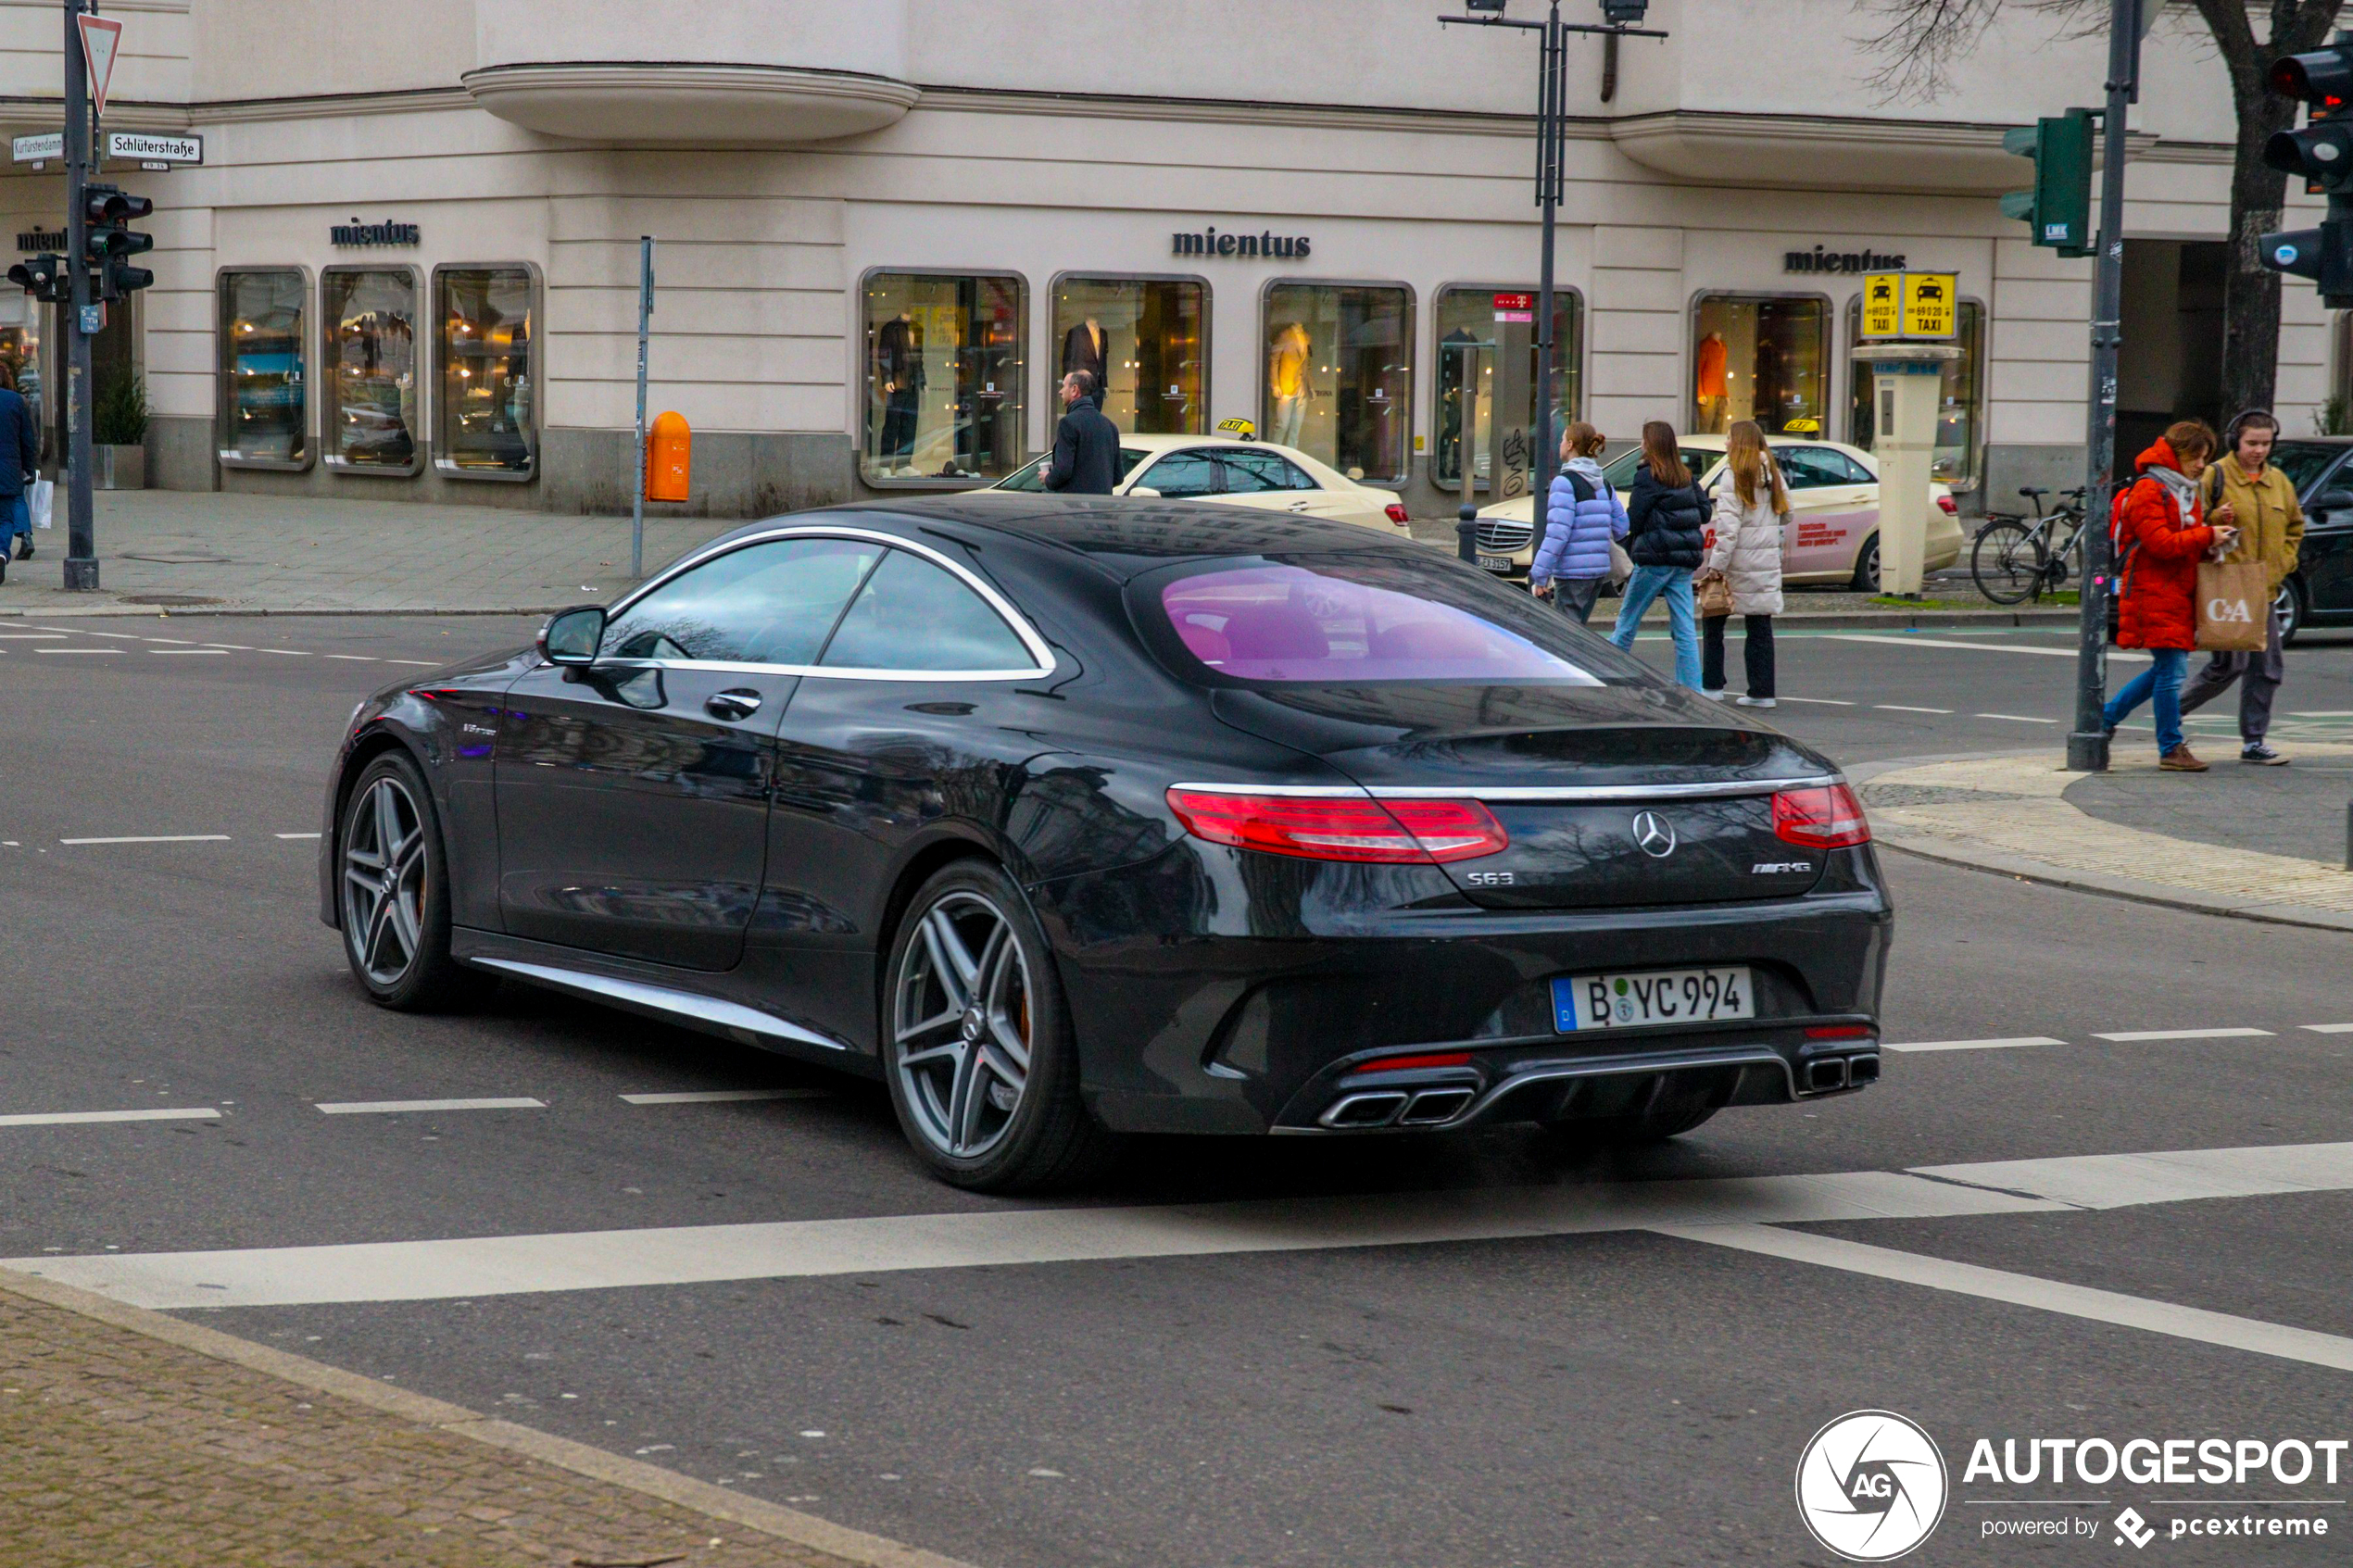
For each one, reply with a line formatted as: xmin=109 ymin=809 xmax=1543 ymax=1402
xmin=1696 ymin=572 xmax=1734 ymax=618
xmin=2195 ymin=559 xmax=2269 ymax=652
xmin=27 ymin=477 xmax=51 ymax=531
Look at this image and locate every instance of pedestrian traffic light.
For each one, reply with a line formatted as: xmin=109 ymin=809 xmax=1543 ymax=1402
xmin=1999 ymin=109 xmax=2094 ymax=257
xmin=82 ymin=182 xmax=154 ymax=300
xmin=2261 ymin=39 xmax=2353 ymax=307
xmin=6 ymin=252 xmax=69 ymax=304
xmin=2259 ymin=224 xmax=2353 ymax=301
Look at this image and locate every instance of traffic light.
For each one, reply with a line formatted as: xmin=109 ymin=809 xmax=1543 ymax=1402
xmin=6 ymin=252 xmax=69 ymax=304
xmin=2261 ymin=38 xmax=2353 ymax=307
xmin=1600 ymin=0 xmax=1648 ymax=23
xmin=1999 ymin=109 xmax=2095 ymax=257
xmin=82 ymin=182 xmax=154 ymax=301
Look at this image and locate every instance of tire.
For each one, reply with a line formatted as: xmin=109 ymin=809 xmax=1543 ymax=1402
xmin=2279 ymin=576 xmax=2307 ymax=646
xmin=1849 ymin=533 xmax=1881 ymax=593
xmin=881 ymin=859 xmax=1114 ymax=1193
xmin=1969 ymin=519 xmax=2045 ymax=606
xmin=337 ymin=750 xmax=482 ymax=1011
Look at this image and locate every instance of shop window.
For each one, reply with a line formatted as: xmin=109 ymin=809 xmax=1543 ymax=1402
xmin=436 ymin=265 xmax=536 ymax=480
xmin=1051 ymin=276 xmax=1206 ymax=434
xmin=1434 ymin=286 xmax=1581 ymax=490
xmin=1691 ymin=295 xmax=1829 ymax=439
xmin=321 ymin=267 xmax=419 ymax=473
xmin=1263 ymin=282 xmax=1411 ymax=483
xmin=862 ymin=271 xmax=1026 ymax=485
xmin=1848 ymin=296 xmax=1984 ymax=492
xmin=217 ymin=270 xmax=307 ymax=468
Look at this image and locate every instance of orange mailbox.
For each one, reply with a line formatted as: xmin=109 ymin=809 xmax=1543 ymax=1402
xmin=647 ymin=410 xmax=691 ymax=503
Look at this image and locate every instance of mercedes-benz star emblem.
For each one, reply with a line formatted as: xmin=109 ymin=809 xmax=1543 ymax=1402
xmin=1631 ymin=810 xmax=1677 ymax=858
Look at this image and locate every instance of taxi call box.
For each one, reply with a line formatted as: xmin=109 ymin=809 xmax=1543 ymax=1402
xmin=1858 ymin=271 xmax=1958 ymax=340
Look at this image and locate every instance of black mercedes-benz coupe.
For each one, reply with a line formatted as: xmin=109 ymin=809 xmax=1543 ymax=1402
xmin=321 ymin=496 xmax=1890 ymax=1190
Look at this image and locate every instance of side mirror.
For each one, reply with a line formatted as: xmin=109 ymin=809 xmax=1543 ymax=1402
xmin=2313 ymin=489 xmax=2353 ymax=514
xmin=1127 ymin=485 xmax=1162 ymax=498
xmin=538 ymin=605 xmax=605 ymax=666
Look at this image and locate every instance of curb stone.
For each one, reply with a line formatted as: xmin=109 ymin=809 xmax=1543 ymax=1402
xmin=0 ymin=1264 xmax=981 ymax=1568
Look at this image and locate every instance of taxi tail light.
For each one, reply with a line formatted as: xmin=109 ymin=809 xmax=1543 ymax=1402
xmin=1165 ymin=789 xmax=1507 ymax=864
xmin=1772 ymin=784 xmax=1871 ymax=848
xmin=1385 ymin=502 xmax=1412 ymax=525
xmin=1936 ymin=495 xmax=1959 ymax=515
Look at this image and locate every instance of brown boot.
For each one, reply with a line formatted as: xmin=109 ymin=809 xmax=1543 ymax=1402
xmin=2159 ymin=745 xmax=2208 ymax=772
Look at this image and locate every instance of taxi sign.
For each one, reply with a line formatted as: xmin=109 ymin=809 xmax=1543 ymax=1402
xmin=1859 ymin=272 xmax=1903 ymax=338
xmin=1215 ymin=416 xmax=1257 ymax=441
xmin=1857 ymin=271 xmax=1959 ymax=339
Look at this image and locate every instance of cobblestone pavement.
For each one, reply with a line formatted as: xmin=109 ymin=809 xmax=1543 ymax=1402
xmin=0 ymin=1281 xmax=882 ymax=1568
xmin=1858 ymin=743 xmax=2353 ymax=929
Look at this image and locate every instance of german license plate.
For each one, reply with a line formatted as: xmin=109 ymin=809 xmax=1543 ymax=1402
xmin=1553 ymin=966 xmax=1755 ymax=1032
xmin=1478 ymin=555 xmax=1515 ymax=571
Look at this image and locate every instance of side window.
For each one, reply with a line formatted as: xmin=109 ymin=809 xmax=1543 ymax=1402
xmin=1135 ymin=449 xmax=1221 ymax=498
xmin=604 ymin=536 xmax=884 ymax=664
xmin=820 ymin=548 xmax=1037 ymax=672
xmin=1220 ymin=449 xmax=1318 ymax=493
xmin=1830 ymin=449 xmax=1876 ymax=484
xmin=1777 ymin=447 xmax=1847 ymax=491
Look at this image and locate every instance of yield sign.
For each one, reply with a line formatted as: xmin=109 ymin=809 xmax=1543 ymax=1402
xmin=78 ymin=14 xmax=122 ymax=117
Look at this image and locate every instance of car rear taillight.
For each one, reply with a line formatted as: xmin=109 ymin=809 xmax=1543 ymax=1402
xmin=1351 ymin=1050 xmax=1474 ymax=1073
xmin=1772 ymin=784 xmax=1871 ymax=848
xmin=1384 ymin=502 xmax=1411 ymax=526
xmin=1165 ymin=789 xmax=1507 ymax=863
xmin=1936 ymin=495 xmax=1958 ymax=515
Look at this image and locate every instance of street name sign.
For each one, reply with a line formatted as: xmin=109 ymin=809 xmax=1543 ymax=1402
xmin=106 ymin=131 xmax=201 ymax=165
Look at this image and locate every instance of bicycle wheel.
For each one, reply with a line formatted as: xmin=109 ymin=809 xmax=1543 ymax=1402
xmin=1970 ymin=519 xmax=2045 ymax=605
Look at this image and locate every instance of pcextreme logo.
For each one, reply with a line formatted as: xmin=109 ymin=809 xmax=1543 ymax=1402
xmin=1795 ymin=1410 xmax=1950 ymax=1562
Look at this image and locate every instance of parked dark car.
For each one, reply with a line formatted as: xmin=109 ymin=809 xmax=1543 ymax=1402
xmin=321 ymin=497 xmax=1891 ymax=1190
xmin=2263 ymin=437 xmax=2353 ymax=643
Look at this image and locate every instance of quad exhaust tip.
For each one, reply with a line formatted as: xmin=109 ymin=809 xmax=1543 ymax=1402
xmin=1318 ymin=1085 xmax=1478 ymax=1130
xmin=1806 ymin=1052 xmax=1879 ymax=1093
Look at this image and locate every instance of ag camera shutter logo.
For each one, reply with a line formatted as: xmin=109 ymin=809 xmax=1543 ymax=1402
xmin=1795 ymin=1410 xmax=1949 ymax=1561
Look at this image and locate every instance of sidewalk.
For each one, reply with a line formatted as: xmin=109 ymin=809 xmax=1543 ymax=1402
xmin=0 ymin=1268 xmax=966 ymax=1568
xmin=1857 ymin=741 xmax=2353 ymax=931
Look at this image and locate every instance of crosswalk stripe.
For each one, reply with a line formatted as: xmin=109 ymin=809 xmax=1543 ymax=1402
xmin=618 ymin=1089 xmax=826 ymax=1105
xmin=313 ymin=1098 xmax=546 ymax=1115
xmin=0 ymin=1108 xmax=220 ymax=1127
xmin=2092 ymin=1027 xmax=2274 ymax=1042
xmin=1882 ymin=1035 xmax=2064 ymax=1053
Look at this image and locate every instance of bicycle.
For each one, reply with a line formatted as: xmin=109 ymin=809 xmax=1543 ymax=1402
xmin=1970 ymin=485 xmax=2089 ymax=605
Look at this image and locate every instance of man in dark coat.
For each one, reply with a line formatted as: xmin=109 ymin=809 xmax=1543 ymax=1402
xmin=0 ymin=361 xmax=39 ymax=579
xmin=1041 ymin=370 xmax=1120 ymax=495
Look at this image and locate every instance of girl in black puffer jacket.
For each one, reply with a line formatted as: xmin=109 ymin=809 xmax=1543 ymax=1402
xmin=1608 ymin=420 xmax=1710 ymax=689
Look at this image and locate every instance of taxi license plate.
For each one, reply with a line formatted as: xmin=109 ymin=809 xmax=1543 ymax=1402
xmin=1478 ymin=555 xmax=1515 ymax=571
xmin=1553 ymin=967 xmax=1755 ymax=1032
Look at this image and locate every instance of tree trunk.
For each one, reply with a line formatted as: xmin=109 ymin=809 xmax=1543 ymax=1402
xmin=2221 ymin=88 xmax=2297 ymax=419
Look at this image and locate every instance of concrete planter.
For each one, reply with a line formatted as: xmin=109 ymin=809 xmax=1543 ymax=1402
xmin=94 ymin=445 xmax=144 ymax=490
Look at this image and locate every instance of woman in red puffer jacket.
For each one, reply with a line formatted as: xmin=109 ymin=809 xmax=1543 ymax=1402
xmin=2102 ymin=420 xmax=2235 ymax=771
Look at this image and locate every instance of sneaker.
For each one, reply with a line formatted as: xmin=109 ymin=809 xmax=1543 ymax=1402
xmin=1735 ymin=695 xmax=1777 ymax=709
xmin=2159 ymin=745 xmax=2209 ymax=772
xmin=1700 ymin=688 xmax=1726 ymax=701
xmin=2241 ymin=742 xmax=2290 ymax=766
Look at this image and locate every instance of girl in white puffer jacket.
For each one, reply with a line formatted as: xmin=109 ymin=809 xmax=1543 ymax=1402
xmin=1697 ymin=420 xmax=1787 ymax=707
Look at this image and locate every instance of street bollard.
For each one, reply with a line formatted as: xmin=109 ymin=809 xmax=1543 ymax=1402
xmin=1456 ymin=503 xmax=1478 ymax=564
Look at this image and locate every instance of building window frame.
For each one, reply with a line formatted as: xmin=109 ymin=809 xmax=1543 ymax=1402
xmin=1685 ymin=288 xmax=1833 ymax=440
xmin=857 ymin=265 xmax=1030 ymax=491
xmin=216 ymin=265 xmax=313 ymax=472
xmin=1429 ymin=279 xmax=1585 ymax=494
xmin=1843 ymin=290 xmax=1988 ymax=494
xmin=431 ymin=260 xmax=542 ymax=483
xmin=1258 ymin=276 xmax=1416 ymax=486
xmin=1044 ymin=270 xmax=1213 ymax=440
xmin=320 ymin=262 xmax=424 ymax=478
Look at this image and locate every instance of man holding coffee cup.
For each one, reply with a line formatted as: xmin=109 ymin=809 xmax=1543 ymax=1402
xmin=2178 ymin=410 xmax=2303 ymax=765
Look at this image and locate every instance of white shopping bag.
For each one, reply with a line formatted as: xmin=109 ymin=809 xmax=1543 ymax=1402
xmin=27 ymin=478 xmax=52 ymax=530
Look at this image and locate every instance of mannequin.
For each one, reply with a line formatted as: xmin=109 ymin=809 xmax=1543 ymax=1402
xmin=876 ymin=310 xmax=924 ymax=473
xmin=1694 ymin=330 xmax=1728 ymax=433
xmin=1061 ymin=316 xmax=1110 ymax=409
xmin=1268 ymin=321 xmax=1311 ymax=447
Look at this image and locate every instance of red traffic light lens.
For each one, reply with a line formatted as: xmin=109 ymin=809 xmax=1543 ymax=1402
xmin=2273 ymin=56 xmax=2311 ymax=95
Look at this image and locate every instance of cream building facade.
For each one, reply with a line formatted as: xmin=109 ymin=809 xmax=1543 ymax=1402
xmin=0 ymin=0 xmax=2325 ymax=518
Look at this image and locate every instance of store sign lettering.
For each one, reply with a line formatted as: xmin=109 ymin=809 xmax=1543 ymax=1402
xmin=1174 ymin=226 xmax=1311 ymax=259
xmin=1784 ymin=245 xmax=1906 ymax=274
xmin=16 ymin=228 xmax=66 ymax=253
xmin=331 ymin=218 xmax=421 ymax=247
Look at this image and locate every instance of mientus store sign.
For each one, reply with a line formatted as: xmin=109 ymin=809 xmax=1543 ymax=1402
xmin=1174 ymin=224 xmax=1312 ymax=259
xmin=331 ymin=217 xmax=421 ymax=247
xmin=1785 ymin=244 xmax=1907 ymax=274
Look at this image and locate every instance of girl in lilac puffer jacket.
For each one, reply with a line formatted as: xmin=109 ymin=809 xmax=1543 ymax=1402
xmin=1529 ymin=422 xmax=1629 ymax=624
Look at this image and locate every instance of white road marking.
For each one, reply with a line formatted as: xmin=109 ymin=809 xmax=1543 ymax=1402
xmin=2289 ymin=711 xmax=2353 ymax=718
xmin=1875 ymin=704 xmax=1953 ymax=714
xmin=273 ymin=832 xmax=321 ymax=840
xmin=1976 ymin=712 xmax=2059 ymax=723
xmin=1828 ymin=633 xmax=2152 ymax=664
xmin=0 ymin=633 xmax=63 ymax=638
xmin=36 ymin=646 xmax=120 ymax=654
xmin=53 ymin=628 xmax=141 ymax=640
xmin=1776 ymin=696 xmax=1855 ymax=706
xmin=618 ymin=1089 xmax=827 ymax=1105
xmin=58 ymin=834 xmax=231 ymax=846
xmin=1882 ymin=1035 xmax=2065 ymax=1054
xmin=323 ymin=654 xmax=377 ymax=661
xmin=150 ymin=647 xmax=227 ymax=655
xmin=1654 ymin=1225 xmax=2353 ymax=1374
xmin=386 ymin=659 xmax=440 ymax=668
xmin=314 ymin=1098 xmax=547 ymax=1116
xmin=2301 ymin=1022 xmax=2353 ymax=1034
xmin=258 ymin=648 xmax=311 ymax=657
xmin=24 ymin=1137 xmax=2353 ymax=1312
xmin=0 ymin=1108 xmax=220 ymax=1127
xmin=204 ymin=643 xmax=253 ymax=650
xmin=2093 ymin=1027 xmax=2273 ymax=1042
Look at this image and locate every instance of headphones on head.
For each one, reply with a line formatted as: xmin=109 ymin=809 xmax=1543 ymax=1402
xmin=2223 ymin=408 xmax=2277 ymax=446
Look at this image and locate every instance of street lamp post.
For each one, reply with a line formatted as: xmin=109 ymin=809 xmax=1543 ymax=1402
xmin=1440 ymin=1 xmax=1666 ymax=506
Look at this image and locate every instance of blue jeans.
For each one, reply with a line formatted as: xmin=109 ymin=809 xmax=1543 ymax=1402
xmin=2103 ymin=647 xmax=2189 ymax=755
xmin=1609 ymin=565 xmax=1703 ymax=690
xmin=0 ymin=494 xmax=26 ymax=550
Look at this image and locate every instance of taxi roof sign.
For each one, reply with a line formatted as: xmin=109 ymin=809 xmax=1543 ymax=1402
xmin=1857 ymin=270 xmax=1958 ymax=340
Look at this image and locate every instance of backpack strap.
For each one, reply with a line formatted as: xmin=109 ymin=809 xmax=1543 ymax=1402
xmin=1564 ymin=468 xmax=1595 ymax=504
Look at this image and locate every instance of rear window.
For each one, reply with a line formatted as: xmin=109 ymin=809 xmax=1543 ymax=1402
xmin=1139 ymin=556 xmax=1649 ymax=686
xmin=993 ymin=448 xmax=1150 ymax=493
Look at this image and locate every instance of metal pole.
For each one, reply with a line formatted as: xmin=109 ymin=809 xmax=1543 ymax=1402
xmin=1533 ymin=0 xmax=1562 ymax=507
xmin=2065 ymin=0 xmax=2139 ymax=771
xmin=630 ymin=234 xmax=652 ymax=581
xmin=61 ymin=0 xmax=95 ymax=592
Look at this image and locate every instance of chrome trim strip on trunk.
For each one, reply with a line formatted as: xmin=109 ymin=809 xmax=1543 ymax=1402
xmin=470 ymin=958 xmax=849 ymax=1051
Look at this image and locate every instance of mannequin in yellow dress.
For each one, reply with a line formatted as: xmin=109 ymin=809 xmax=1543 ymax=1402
xmin=1269 ymin=321 xmax=1311 ymax=446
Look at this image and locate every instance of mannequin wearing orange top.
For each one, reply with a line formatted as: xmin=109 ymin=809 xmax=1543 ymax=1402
xmin=1269 ymin=322 xmax=1311 ymax=446
xmin=1694 ymin=331 xmax=1728 ymax=433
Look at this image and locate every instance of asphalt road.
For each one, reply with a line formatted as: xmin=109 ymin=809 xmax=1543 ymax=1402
xmin=6 ymin=611 xmax=2353 ymax=1566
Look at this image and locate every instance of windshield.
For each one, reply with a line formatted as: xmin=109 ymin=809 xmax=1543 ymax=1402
xmin=1598 ymin=446 xmax=1720 ymax=491
xmin=995 ymin=448 xmax=1151 ymax=492
xmin=1138 ymin=555 xmax=1655 ymax=687
xmin=2267 ymin=442 xmax=2344 ymax=499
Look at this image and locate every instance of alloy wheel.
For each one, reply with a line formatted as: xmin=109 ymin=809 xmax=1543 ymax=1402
xmin=892 ymin=891 xmax=1034 ymax=1159
xmin=343 ymin=774 xmax=429 ymax=987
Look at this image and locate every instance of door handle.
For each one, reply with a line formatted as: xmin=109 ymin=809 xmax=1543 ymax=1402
xmin=1287 ymin=499 xmax=1313 ymax=512
xmin=706 ymin=688 xmax=762 ymax=721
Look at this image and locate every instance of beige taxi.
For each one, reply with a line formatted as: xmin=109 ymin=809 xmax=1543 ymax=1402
xmin=994 ymin=432 xmax=1415 ymax=538
xmin=1469 ymin=434 xmax=1962 ymax=590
